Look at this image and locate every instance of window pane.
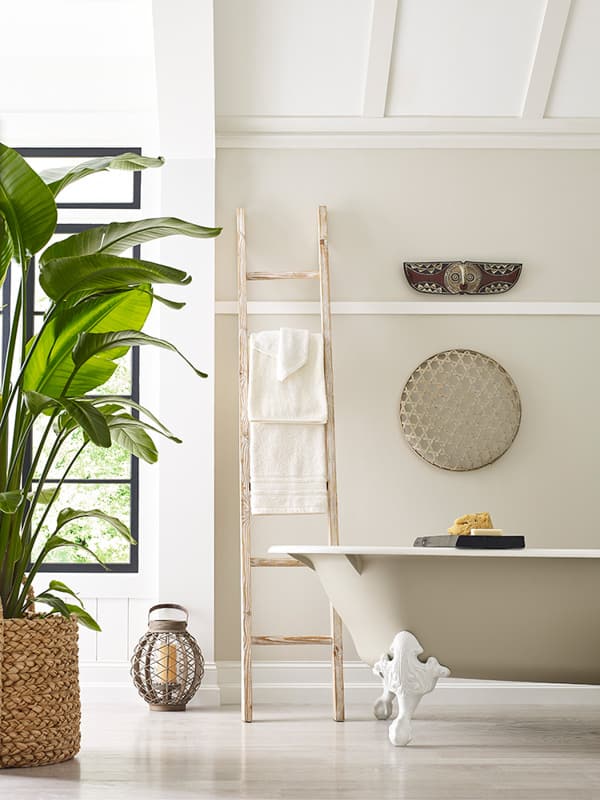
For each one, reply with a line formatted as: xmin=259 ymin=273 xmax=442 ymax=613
xmin=25 ymin=157 xmax=135 ymax=205
xmin=32 ymin=419 xmax=131 ymax=480
xmin=96 ymin=353 xmax=133 ymax=395
xmin=32 ymin=483 xmax=132 ymax=565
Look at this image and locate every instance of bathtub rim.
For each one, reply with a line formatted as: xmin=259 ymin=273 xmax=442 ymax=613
xmin=269 ymin=545 xmax=600 ymax=561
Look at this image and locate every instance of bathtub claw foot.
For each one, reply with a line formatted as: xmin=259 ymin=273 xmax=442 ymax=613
xmin=373 ymin=631 xmax=450 ymax=746
xmin=373 ymin=690 xmax=395 ymax=720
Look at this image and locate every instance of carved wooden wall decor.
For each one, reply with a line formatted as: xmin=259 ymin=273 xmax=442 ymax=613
xmin=404 ymin=261 xmax=522 ymax=294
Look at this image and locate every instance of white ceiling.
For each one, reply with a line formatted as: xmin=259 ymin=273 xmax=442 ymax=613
xmin=2 ymin=0 xmax=598 ymax=149
xmin=1 ymin=0 xmax=156 ymax=114
xmin=215 ymin=0 xmax=600 ymax=147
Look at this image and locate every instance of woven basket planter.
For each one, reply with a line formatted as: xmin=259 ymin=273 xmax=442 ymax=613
xmin=0 ymin=601 xmax=81 ymax=768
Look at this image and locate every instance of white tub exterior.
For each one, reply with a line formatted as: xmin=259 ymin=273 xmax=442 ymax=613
xmin=270 ymin=546 xmax=600 ymax=685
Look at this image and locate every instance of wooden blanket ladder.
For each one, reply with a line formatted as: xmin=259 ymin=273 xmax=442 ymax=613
xmin=237 ymin=205 xmax=345 ymax=723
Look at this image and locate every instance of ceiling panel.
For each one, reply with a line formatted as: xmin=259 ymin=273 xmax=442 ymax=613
xmin=547 ymin=0 xmax=600 ymax=117
xmin=0 ymin=0 xmax=156 ymax=113
xmin=386 ymin=0 xmax=546 ymax=117
xmin=215 ymin=0 xmax=372 ymax=116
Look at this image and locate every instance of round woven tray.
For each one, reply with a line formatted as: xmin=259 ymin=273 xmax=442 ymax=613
xmin=399 ymin=349 xmax=521 ymax=471
xmin=0 ymin=600 xmax=80 ymax=768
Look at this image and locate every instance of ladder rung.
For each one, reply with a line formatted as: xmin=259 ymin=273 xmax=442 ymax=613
xmin=252 ymin=635 xmax=333 ymax=646
xmin=250 ymin=557 xmax=306 ymax=568
xmin=246 ymin=271 xmax=319 ymax=281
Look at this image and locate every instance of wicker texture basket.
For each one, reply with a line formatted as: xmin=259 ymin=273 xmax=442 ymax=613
xmin=0 ymin=600 xmax=81 ymax=768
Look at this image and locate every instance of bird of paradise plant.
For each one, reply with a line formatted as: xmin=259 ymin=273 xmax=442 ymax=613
xmin=0 ymin=145 xmax=220 ymax=628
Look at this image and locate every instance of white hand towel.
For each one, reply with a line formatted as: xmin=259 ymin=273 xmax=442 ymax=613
xmin=248 ymin=329 xmax=327 ymax=423
xmin=250 ymin=422 xmax=328 ymax=515
xmin=277 ymin=327 xmax=310 ymax=381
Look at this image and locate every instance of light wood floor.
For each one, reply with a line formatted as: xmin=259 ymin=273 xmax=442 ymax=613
xmin=4 ymin=703 xmax=600 ymax=799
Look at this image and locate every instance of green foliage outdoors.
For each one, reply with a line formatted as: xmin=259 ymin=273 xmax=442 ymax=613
xmin=0 ymin=146 xmax=221 ymax=628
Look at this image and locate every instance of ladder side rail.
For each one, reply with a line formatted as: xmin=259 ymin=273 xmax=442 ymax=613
xmin=317 ymin=205 xmax=345 ymax=722
xmin=237 ymin=208 xmax=253 ymax=723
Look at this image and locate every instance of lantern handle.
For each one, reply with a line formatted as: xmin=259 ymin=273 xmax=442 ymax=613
xmin=148 ymin=603 xmax=189 ymax=624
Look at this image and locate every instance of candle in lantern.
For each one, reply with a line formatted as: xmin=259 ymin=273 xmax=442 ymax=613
xmin=157 ymin=643 xmax=178 ymax=683
xmin=132 ymin=604 xmax=204 ymax=711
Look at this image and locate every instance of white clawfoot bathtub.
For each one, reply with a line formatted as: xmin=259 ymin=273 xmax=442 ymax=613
xmin=270 ymin=546 xmax=600 ymax=745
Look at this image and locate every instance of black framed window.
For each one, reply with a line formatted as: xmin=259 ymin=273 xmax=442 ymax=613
xmin=10 ymin=147 xmax=144 ymax=573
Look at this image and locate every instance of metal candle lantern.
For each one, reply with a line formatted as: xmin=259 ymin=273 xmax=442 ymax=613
xmin=131 ymin=604 xmax=205 ymax=711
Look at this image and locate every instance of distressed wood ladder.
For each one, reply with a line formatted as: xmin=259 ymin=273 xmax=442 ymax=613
xmin=237 ymin=205 xmax=345 ymax=723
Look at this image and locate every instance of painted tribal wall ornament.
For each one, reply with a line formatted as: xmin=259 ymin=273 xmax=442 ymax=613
xmin=403 ymin=261 xmax=522 ymax=295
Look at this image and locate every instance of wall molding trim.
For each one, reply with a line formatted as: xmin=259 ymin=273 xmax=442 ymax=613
xmin=80 ymin=661 xmax=221 ymax=707
xmin=80 ymin=660 xmax=600 ymax=707
xmin=216 ymin=116 xmax=600 ymax=149
xmin=216 ymin=301 xmax=600 ymax=316
xmin=217 ymin=661 xmax=600 ymax=705
xmin=216 ymin=661 xmax=600 ymax=706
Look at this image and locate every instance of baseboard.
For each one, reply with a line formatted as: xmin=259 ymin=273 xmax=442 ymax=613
xmin=80 ymin=661 xmax=221 ymax=706
xmin=80 ymin=660 xmax=600 ymax=707
xmin=215 ymin=661 xmax=600 ymax=706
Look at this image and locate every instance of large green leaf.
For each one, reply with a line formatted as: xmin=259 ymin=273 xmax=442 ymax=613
xmin=89 ymin=396 xmax=181 ymax=440
xmin=56 ymin=506 xmax=133 ymax=543
xmin=33 ymin=487 xmax=60 ymax=506
xmin=0 ymin=213 xmax=13 ymax=285
xmin=48 ymin=579 xmax=83 ymax=606
xmin=57 ymin=399 xmax=111 ymax=447
xmin=40 ymin=217 xmax=221 ymax=265
xmin=33 ymin=591 xmax=101 ymax=630
xmin=0 ymin=491 xmax=24 ymax=513
xmin=72 ymin=330 xmax=207 ymax=378
xmin=23 ymin=390 xmax=57 ymax=416
xmin=40 ymin=152 xmax=164 ymax=197
xmin=39 ymin=253 xmax=191 ymax=302
xmin=41 ymin=534 xmax=106 ymax=567
xmin=0 ymin=144 xmax=57 ymax=257
xmin=34 ymin=591 xmax=72 ymax=617
xmin=64 ymin=604 xmax=101 ymax=631
xmin=107 ymin=416 xmax=159 ymax=463
xmin=23 ymin=287 xmax=152 ymax=397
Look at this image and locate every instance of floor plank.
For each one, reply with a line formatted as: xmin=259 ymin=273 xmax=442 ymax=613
xmin=3 ymin=703 xmax=600 ymax=799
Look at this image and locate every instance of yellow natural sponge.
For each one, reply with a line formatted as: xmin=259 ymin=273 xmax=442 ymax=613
xmin=448 ymin=512 xmax=494 ymax=535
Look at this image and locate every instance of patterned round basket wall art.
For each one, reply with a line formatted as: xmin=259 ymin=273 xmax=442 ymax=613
xmin=0 ymin=600 xmax=81 ymax=768
xmin=399 ymin=349 xmax=521 ymax=471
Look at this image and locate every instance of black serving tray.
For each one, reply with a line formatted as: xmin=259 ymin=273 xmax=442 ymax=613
xmin=413 ymin=535 xmax=525 ymax=549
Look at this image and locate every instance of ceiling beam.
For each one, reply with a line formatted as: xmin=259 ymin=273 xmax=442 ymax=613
xmin=362 ymin=0 xmax=398 ymax=117
xmin=216 ymin=116 xmax=600 ymax=149
xmin=522 ymin=0 xmax=572 ymax=119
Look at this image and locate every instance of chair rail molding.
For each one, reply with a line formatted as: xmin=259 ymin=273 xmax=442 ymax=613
xmin=215 ymin=301 xmax=600 ymax=317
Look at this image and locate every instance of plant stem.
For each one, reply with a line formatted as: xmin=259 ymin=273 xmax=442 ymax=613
xmin=0 ymin=414 xmax=61 ymax=609
xmin=0 ymin=285 xmax=22 ymax=483
xmin=0 ymin=302 xmax=57 ymax=440
xmin=12 ymin=441 xmax=86 ymax=616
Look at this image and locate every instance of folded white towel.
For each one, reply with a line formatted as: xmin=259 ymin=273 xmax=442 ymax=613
xmin=250 ymin=422 xmax=328 ymax=515
xmin=249 ymin=329 xmax=327 ymax=423
xmin=277 ymin=327 xmax=310 ymax=382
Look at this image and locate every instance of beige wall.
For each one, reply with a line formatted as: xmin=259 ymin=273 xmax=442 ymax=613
xmin=215 ymin=149 xmax=600 ymax=661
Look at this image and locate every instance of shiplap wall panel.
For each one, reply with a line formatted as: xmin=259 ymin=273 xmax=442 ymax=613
xmin=386 ymin=0 xmax=546 ymax=117
xmin=96 ymin=598 xmax=130 ymax=662
xmin=78 ymin=598 xmax=98 ymax=662
xmin=547 ymin=0 xmax=600 ymax=117
xmin=128 ymin=598 xmax=154 ymax=656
